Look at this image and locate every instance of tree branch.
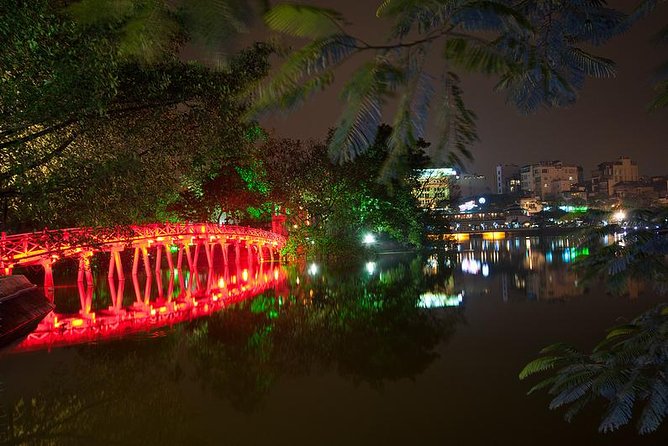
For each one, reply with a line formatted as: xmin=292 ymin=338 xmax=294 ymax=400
xmin=0 ymin=133 xmax=78 ymax=183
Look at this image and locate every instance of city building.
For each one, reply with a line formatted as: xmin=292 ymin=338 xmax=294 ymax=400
xmin=453 ymin=174 xmax=491 ymax=199
xmin=414 ymin=168 xmax=457 ymax=209
xmin=590 ymin=156 xmax=639 ymax=196
xmin=495 ymin=164 xmax=521 ymax=194
xmin=520 ymin=161 xmax=582 ymax=199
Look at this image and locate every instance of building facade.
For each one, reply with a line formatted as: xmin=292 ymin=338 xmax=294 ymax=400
xmin=414 ymin=168 xmax=457 ymax=209
xmin=591 ymin=156 xmax=639 ymax=196
xmin=495 ymin=164 xmax=521 ymax=194
xmin=520 ymin=161 xmax=582 ymax=199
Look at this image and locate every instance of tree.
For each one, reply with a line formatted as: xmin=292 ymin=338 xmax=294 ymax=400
xmin=252 ymin=1 xmax=625 ymax=167
xmin=256 ymin=125 xmax=429 ymax=257
xmin=0 ymin=0 xmax=272 ymax=230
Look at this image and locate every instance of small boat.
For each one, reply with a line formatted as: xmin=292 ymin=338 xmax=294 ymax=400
xmin=0 ymin=275 xmax=55 ymax=348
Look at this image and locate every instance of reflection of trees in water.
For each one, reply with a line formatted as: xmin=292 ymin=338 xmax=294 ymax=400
xmin=4 ymin=345 xmax=192 ymax=445
xmin=5 ymin=257 xmax=463 ymax=444
xmin=185 ymin=257 xmax=464 ymax=409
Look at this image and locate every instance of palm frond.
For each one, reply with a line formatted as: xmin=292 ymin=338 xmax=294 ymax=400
xmin=381 ymin=51 xmax=432 ymax=180
xmin=522 ymin=303 xmax=668 ymax=434
xmin=264 ymin=3 xmax=345 ymax=38
xmin=117 ymin=3 xmax=181 ymax=63
xmin=248 ymin=34 xmax=358 ymax=116
xmin=329 ymin=59 xmax=403 ymax=163
xmin=566 ymin=48 xmax=616 ymax=79
xmin=444 ymin=35 xmax=516 ymax=75
xmin=179 ymin=0 xmax=254 ymax=49
xmin=451 ymin=1 xmax=532 ymax=32
xmin=433 ymin=71 xmax=477 ymax=168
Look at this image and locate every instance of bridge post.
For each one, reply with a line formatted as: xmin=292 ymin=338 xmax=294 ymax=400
xmin=234 ymin=241 xmax=241 ymax=271
xmin=141 ymin=246 xmax=151 ymax=305
xmin=184 ymin=244 xmax=194 ymax=272
xmin=177 ymin=245 xmax=186 ymax=297
xmin=132 ymin=247 xmax=140 ymax=276
xmin=41 ymin=258 xmax=55 ymax=302
xmin=165 ymin=245 xmax=175 ymax=301
xmin=108 ymin=274 xmax=123 ymax=313
xmin=219 ymin=241 xmax=229 ymax=266
xmin=154 ymin=244 xmax=163 ymax=299
xmin=77 ymin=253 xmax=93 ymax=315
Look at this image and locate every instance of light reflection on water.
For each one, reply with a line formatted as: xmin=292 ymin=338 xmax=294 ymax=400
xmin=1 ymin=236 xmax=665 ymax=445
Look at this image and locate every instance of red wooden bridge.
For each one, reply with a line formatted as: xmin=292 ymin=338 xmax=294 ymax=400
xmin=0 ymin=223 xmax=288 ymax=351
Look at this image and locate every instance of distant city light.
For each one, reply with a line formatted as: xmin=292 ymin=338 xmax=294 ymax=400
xmin=612 ymin=210 xmax=626 ymax=222
xmin=418 ymin=291 xmax=464 ymax=308
xmin=482 ymin=263 xmax=490 ymax=277
xmin=362 ymin=233 xmax=376 ymax=245
xmin=418 ymin=168 xmax=457 ymax=179
xmin=459 ymin=200 xmax=477 ymax=212
xmin=478 ymin=197 xmax=486 ymax=204
xmin=461 ymin=257 xmax=481 ymax=275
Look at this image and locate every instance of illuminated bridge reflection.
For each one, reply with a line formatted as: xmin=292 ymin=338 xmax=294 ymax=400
xmin=14 ymin=259 xmax=287 ymax=352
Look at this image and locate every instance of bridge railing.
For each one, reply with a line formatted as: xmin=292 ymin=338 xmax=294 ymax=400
xmin=1 ymin=222 xmax=286 ymax=270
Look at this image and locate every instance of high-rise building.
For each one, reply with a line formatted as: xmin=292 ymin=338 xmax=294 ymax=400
xmin=495 ymin=164 xmax=521 ymax=194
xmin=591 ymin=156 xmax=639 ymax=196
xmin=520 ymin=161 xmax=582 ymax=199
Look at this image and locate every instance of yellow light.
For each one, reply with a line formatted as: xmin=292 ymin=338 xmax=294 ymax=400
xmin=71 ymin=318 xmax=84 ymax=327
xmin=159 ymin=306 xmax=167 ymax=313
xmin=150 ymin=308 xmax=156 ymax=316
xmin=242 ymin=269 xmax=248 ymax=281
xmin=217 ymin=277 xmax=225 ymax=288
xmin=483 ymin=231 xmax=505 ymax=240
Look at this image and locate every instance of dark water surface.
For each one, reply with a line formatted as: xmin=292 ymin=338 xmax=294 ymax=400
xmin=1 ymin=236 xmax=666 ymax=445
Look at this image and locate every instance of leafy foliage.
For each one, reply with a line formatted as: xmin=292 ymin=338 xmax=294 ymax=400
xmin=520 ymin=304 xmax=668 ymax=434
xmin=573 ymin=208 xmax=668 ymax=295
xmin=626 ymin=0 xmax=668 ymax=110
xmin=256 ymin=125 xmax=429 ymax=257
xmin=251 ymin=1 xmax=626 ymax=168
xmin=0 ymin=0 xmax=272 ymax=230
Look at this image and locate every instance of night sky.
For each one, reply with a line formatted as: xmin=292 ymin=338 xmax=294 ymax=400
xmin=257 ymin=0 xmax=668 ymax=184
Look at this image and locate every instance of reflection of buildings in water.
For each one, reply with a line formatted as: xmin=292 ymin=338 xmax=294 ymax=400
xmin=526 ymin=268 xmax=582 ymax=301
xmin=449 ymin=236 xmax=586 ymax=302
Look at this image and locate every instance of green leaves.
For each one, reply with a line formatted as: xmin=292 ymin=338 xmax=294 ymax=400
xmin=329 ymin=60 xmax=403 ymax=163
xmin=567 ymin=48 xmax=616 ymax=79
xmin=521 ymin=304 xmax=668 ymax=434
xmin=434 ymin=72 xmax=477 ymax=167
xmin=444 ymin=36 xmax=516 ymax=75
xmin=264 ymin=4 xmax=345 ymax=38
xmin=248 ymin=34 xmax=358 ymax=117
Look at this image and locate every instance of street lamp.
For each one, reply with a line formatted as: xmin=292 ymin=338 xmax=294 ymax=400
xmin=362 ymin=233 xmax=376 ymax=245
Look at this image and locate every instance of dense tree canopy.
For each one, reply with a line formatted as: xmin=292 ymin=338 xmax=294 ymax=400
xmin=0 ymin=0 xmax=271 ymax=231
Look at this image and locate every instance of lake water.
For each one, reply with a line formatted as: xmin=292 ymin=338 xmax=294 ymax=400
xmin=1 ymin=236 xmax=666 ymax=445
